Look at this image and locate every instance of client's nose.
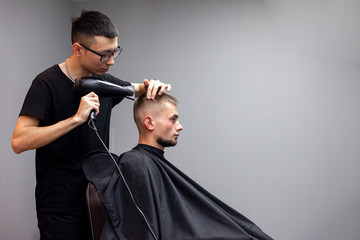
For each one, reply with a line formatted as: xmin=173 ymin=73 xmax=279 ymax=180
xmin=177 ymin=122 xmax=183 ymax=131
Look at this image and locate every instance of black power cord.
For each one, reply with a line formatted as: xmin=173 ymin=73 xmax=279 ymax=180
xmin=88 ymin=117 xmax=158 ymax=240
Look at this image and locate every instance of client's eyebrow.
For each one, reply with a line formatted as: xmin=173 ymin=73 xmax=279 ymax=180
xmin=170 ymin=114 xmax=179 ymax=119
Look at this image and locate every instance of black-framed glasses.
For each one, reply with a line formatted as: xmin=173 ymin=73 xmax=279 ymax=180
xmin=79 ymin=43 xmax=122 ymax=62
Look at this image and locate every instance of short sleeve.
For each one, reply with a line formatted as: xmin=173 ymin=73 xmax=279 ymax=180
xmin=19 ymin=78 xmax=51 ymax=121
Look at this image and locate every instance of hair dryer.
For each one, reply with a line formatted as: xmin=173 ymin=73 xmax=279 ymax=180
xmin=74 ymin=77 xmax=135 ymax=121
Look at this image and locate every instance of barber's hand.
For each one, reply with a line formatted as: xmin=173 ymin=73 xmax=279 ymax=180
xmin=75 ymin=92 xmax=100 ymax=123
xmin=143 ymin=79 xmax=171 ymax=99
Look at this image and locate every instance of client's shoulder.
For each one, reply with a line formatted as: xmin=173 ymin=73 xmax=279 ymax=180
xmin=118 ymin=146 xmax=150 ymax=165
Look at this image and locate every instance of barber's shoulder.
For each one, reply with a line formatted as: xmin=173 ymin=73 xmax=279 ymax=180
xmin=32 ymin=65 xmax=63 ymax=85
xmin=36 ymin=64 xmax=60 ymax=78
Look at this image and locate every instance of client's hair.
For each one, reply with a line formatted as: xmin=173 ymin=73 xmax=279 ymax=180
xmin=133 ymin=93 xmax=179 ymax=129
xmin=71 ymin=10 xmax=118 ymax=45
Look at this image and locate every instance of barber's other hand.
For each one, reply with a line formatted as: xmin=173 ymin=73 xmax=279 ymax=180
xmin=143 ymin=79 xmax=171 ymax=99
xmin=75 ymin=92 xmax=100 ymax=123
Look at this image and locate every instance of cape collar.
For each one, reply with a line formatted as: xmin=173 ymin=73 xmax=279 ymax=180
xmin=137 ymin=144 xmax=165 ymax=158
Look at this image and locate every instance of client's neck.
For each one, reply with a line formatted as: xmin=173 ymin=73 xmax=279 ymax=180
xmin=138 ymin=138 xmax=164 ymax=151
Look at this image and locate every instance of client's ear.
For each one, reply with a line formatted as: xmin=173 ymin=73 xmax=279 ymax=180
xmin=143 ymin=116 xmax=154 ymax=131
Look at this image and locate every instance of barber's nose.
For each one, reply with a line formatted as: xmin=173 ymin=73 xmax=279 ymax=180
xmin=106 ymin=55 xmax=115 ymax=65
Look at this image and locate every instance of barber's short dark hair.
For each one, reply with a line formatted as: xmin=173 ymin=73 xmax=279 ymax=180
xmin=71 ymin=10 xmax=118 ymax=44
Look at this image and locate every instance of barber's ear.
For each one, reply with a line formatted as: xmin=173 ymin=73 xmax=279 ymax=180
xmin=143 ymin=116 xmax=154 ymax=131
xmin=73 ymin=43 xmax=82 ymax=56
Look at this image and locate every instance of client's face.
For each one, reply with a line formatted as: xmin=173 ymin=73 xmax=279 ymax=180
xmin=154 ymin=102 xmax=183 ymax=148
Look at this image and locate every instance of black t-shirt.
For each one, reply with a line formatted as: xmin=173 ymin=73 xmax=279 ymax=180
xmin=20 ymin=64 xmax=131 ymax=213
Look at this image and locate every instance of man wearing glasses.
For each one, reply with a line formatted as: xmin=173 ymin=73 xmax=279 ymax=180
xmin=11 ymin=10 xmax=170 ymax=240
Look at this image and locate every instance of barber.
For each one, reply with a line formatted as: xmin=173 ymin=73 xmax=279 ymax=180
xmin=11 ymin=10 xmax=170 ymax=240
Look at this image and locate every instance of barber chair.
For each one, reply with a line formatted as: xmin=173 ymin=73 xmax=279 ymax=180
xmin=86 ymin=182 xmax=109 ymax=240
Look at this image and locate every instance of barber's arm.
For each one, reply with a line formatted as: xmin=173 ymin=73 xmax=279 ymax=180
xmin=11 ymin=92 xmax=99 ymax=154
xmin=133 ymin=79 xmax=171 ymax=99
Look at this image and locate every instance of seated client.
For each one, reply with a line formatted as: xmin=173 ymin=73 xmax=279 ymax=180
xmin=83 ymin=93 xmax=273 ymax=240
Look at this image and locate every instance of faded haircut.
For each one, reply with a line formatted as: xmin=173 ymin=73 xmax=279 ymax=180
xmin=133 ymin=93 xmax=179 ymax=129
xmin=71 ymin=10 xmax=118 ymax=44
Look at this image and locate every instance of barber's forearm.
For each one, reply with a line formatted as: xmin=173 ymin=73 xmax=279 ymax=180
xmin=12 ymin=92 xmax=100 ymax=153
xmin=11 ymin=115 xmax=83 ymax=154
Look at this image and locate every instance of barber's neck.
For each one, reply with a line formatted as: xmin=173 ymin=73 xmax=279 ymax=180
xmin=65 ymin=56 xmax=91 ymax=80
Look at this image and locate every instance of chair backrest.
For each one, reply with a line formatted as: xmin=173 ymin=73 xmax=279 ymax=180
xmin=86 ymin=182 xmax=109 ymax=240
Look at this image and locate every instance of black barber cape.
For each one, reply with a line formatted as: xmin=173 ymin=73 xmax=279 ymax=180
xmin=83 ymin=144 xmax=273 ymax=240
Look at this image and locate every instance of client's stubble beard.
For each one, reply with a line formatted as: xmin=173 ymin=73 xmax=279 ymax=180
xmin=156 ymin=137 xmax=177 ymax=148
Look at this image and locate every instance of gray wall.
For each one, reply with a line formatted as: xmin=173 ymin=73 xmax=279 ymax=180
xmin=1 ymin=0 xmax=360 ymax=239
